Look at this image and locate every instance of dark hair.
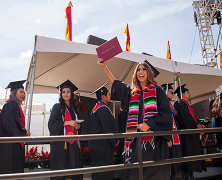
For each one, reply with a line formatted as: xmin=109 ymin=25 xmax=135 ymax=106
xmin=212 ymin=95 xmax=222 ymax=118
xmin=96 ymin=87 xmax=109 ymax=101
xmin=209 ymin=98 xmax=215 ymax=122
xmin=59 ymin=88 xmax=78 ymax=116
xmin=9 ymin=88 xmax=26 ymax=105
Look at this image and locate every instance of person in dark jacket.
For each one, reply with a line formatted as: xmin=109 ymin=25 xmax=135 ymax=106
xmin=48 ymin=80 xmax=82 ymax=180
xmin=0 ymin=80 xmax=30 ymax=174
xmin=174 ymin=84 xmax=206 ymax=180
xmin=97 ymin=58 xmax=172 ymax=180
xmin=89 ymin=83 xmax=119 ymax=180
xmin=161 ymin=83 xmax=182 ymax=180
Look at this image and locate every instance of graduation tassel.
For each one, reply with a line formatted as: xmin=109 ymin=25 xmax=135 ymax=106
xmin=166 ymin=83 xmax=168 ymax=95
xmin=219 ymin=94 xmax=220 ymax=107
xmin=4 ymin=88 xmax=8 ymax=104
xmin=58 ymin=86 xmax=60 ymax=102
xmin=179 ymin=78 xmax=182 ymax=99
xmin=64 ymin=141 xmax=67 ymax=149
xmin=100 ymin=88 xmax=103 ymax=105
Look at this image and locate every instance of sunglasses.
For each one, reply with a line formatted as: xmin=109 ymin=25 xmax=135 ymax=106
xmin=169 ymin=92 xmax=174 ymax=95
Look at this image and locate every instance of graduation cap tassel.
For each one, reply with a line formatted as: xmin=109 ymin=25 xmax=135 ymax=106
xmin=100 ymin=88 xmax=102 ymax=105
xmin=179 ymin=78 xmax=182 ymax=99
xmin=58 ymin=86 xmax=60 ymax=102
xmin=4 ymin=88 xmax=8 ymax=104
xmin=166 ymin=83 xmax=168 ymax=95
xmin=219 ymin=94 xmax=220 ymax=107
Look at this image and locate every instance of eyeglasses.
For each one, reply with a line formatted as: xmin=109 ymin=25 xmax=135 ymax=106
xmin=169 ymin=92 xmax=174 ymax=95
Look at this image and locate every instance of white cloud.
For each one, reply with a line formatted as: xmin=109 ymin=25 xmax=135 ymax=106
xmin=0 ymin=50 xmax=32 ymax=69
xmin=35 ymin=19 xmax=41 ymax=24
xmin=72 ymin=19 xmax=78 ymax=24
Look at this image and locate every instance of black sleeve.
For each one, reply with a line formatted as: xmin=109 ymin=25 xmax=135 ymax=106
xmin=145 ymin=86 xmax=173 ymax=132
xmin=97 ymin=107 xmax=119 ymax=146
xmin=111 ymin=79 xmax=131 ymax=111
xmin=174 ymin=101 xmax=198 ymax=129
xmin=48 ymin=103 xmax=64 ymax=135
xmin=1 ymin=100 xmax=27 ymax=136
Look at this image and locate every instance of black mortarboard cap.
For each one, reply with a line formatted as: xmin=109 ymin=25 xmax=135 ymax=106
xmin=91 ymin=82 xmax=109 ymax=104
xmin=174 ymin=84 xmax=188 ymax=97
xmin=144 ymin=60 xmax=160 ymax=77
xmin=6 ymin=80 xmax=26 ymax=91
xmin=161 ymin=83 xmax=174 ymax=90
xmin=56 ymin=79 xmax=78 ymax=92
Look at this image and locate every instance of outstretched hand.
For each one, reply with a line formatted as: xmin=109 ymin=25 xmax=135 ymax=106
xmin=97 ymin=58 xmax=106 ymax=67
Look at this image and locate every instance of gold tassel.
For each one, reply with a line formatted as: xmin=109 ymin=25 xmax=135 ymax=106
xmin=64 ymin=141 xmax=67 ymax=149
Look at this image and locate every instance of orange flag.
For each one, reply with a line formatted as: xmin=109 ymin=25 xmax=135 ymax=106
xmin=219 ymin=45 xmax=222 ymax=69
xmin=65 ymin=1 xmax=73 ymax=41
xmin=166 ymin=41 xmax=171 ymax=59
xmin=124 ymin=24 xmax=130 ymax=52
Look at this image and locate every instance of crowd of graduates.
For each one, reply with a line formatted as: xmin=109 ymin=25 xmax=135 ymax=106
xmin=0 ymin=57 xmax=222 ymax=180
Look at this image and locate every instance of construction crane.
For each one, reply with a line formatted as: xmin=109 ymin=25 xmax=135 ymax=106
xmin=192 ymin=0 xmax=222 ymax=67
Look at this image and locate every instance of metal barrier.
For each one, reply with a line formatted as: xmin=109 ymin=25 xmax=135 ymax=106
xmin=0 ymin=127 xmax=222 ymax=180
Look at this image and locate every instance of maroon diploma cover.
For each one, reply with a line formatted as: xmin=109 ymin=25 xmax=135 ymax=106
xmin=96 ymin=37 xmax=123 ymax=61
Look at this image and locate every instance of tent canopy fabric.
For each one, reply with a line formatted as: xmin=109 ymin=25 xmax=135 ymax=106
xmin=26 ymin=35 xmax=222 ymax=105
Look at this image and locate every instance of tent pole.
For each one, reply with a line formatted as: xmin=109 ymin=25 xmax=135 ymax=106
xmin=174 ymin=73 xmax=178 ymax=101
xmin=27 ymin=53 xmax=37 ymax=130
xmin=23 ymin=68 xmax=32 ymax=115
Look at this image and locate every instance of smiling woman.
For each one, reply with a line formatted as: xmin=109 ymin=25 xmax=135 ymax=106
xmin=97 ymin=58 xmax=173 ymax=180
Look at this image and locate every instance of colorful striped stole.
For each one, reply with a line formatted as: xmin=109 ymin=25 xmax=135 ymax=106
xmin=125 ymin=82 xmax=158 ymax=148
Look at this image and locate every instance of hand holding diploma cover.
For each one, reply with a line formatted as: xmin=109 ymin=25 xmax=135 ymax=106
xmin=96 ymin=37 xmax=123 ymax=62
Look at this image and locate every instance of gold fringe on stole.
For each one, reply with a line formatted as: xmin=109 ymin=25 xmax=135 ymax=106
xmin=64 ymin=141 xmax=67 ymax=149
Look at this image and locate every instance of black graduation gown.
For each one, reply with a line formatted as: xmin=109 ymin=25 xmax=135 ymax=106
xmin=174 ymin=100 xmax=206 ymax=173
xmin=89 ymin=102 xmax=118 ymax=180
xmin=111 ymin=80 xmax=173 ymax=180
xmin=168 ymin=115 xmax=182 ymax=174
xmin=48 ymin=103 xmax=82 ymax=180
xmin=215 ymin=116 xmax=222 ymax=149
xmin=0 ymin=100 xmax=27 ymax=174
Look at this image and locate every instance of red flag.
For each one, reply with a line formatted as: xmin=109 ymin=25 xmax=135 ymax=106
xmin=166 ymin=41 xmax=171 ymax=59
xmin=124 ymin=24 xmax=130 ymax=52
xmin=219 ymin=45 xmax=222 ymax=69
xmin=65 ymin=1 xmax=73 ymax=41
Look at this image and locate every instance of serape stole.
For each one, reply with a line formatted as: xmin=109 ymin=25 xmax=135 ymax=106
xmin=125 ymin=82 xmax=158 ymax=148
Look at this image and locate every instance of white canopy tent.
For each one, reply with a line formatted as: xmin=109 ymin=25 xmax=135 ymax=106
xmin=25 ymin=35 xmax=222 ymax=128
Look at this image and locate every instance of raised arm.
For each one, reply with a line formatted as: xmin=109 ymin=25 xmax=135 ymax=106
xmin=97 ymin=58 xmax=115 ymax=84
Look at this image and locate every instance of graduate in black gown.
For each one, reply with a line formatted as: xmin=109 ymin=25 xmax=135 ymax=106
xmin=174 ymin=84 xmax=206 ymax=180
xmin=212 ymin=93 xmax=222 ymax=149
xmin=48 ymin=80 xmax=82 ymax=180
xmin=97 ymin=58 xmax=173 ymax=180
xmin=161 ymin=83 xmax=182 ymax=180
xmin=89 ymin=83 xmax=119 ymax=180
xmin=0 ymin=80 xmax=30 ymax=174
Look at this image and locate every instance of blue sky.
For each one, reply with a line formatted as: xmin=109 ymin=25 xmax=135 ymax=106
xmin=0 ymin=0 xmax=220 ymax=110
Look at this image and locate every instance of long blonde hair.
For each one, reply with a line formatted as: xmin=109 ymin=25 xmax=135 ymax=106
xmin=131 ymin=62 xmax=157 ymax=93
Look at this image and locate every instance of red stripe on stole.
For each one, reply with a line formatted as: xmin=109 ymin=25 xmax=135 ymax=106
xmin=144 ymin=89 xmax=156 ymax=96
xmin=130 ymin=94 xmax=140 ymax=101
xmin=144 ymin=105 xmax=157 ymax=111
